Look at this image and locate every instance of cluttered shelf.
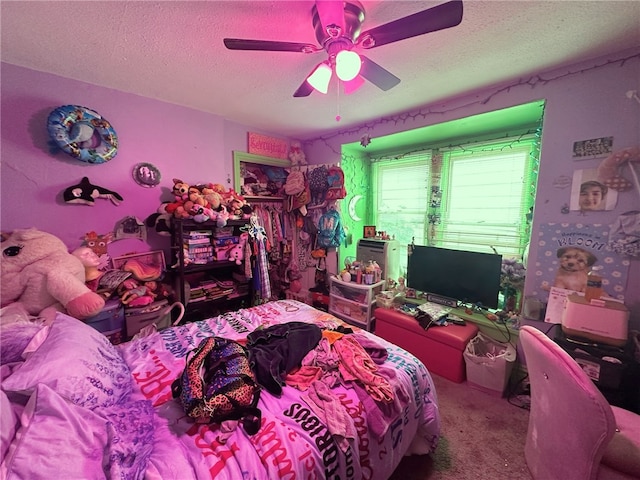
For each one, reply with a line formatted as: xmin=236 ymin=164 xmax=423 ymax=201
xmin=170 ymin=217 xmax=253 ymax=322
xmin=179 ymin=259 xmax=238 ymax=274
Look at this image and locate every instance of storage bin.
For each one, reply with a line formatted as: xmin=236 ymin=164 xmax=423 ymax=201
xmin=330 ymin=297 xmax=368 ymax=322
xmin=212 ymin=245 xmax=233 ymax=260
xmin=85 ymin=299 xmax=125 ymax=344
xmin=125 ymin=300 xmax=184 ymax=337
xmin=375 ymin=307 xmax=479 ymax=383
xmin=464 ymin=333 xmax=516 ymax=396
xmin=375 ymin=291 xmax=395 ymax=308
xmin=212 ymin=236 xmax=239 ymax=247
xmin=331 ymin=282 xmax=367 ymax=303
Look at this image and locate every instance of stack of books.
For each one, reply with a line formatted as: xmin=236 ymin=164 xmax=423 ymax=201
xmin=230 ymin=271 xmax=250 ymax=298
xmin=189 ymin=277 xmax=235 ymax=303
xmin=183 ymin=230 xmax=213 ymax=264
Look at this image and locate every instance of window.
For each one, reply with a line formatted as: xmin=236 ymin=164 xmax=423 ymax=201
xmin=372 ymin=135 xmax=539 ymax=273
xmin=435 ymin=139 xmax=537 ymax=255
xmin=373 ymin=153 xmax=431 ymax=247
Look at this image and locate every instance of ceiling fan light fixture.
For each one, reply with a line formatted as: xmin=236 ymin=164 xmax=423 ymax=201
xmin=335 ymin=50 xmax=362 ymax=81
xmin=344 ymin=75 xmax=365 ymax=94
xmin=307 ymin=63 xmax=332 ymax=94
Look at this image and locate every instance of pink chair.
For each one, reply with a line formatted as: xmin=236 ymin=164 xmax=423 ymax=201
xmin=519 ymin=326 xmax=640 ymax=480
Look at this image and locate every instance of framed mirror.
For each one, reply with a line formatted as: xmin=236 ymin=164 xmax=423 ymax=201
xmin=233 ymin=151 xmax=291 ymax=200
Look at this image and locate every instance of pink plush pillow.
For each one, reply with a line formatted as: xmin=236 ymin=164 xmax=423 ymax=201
xmin=0 ymin=390 xmax=18 ymax=461
xmin=0 ymin=323 xmax=43 ymax=365
xmin=3 ymin=383 xmax=156 ymax=479
xmin=3 ymin=383 xmax=109 ymax=478
xmin=2 ymin=312 xmax=132 ymax=409
xmin=0 ymin=303 xmax=47 ymax=365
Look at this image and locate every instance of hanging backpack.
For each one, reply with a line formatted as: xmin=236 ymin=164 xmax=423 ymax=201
xmin=284 ymin=170 xmax=310 ymax=213
xmin=317 ymin=209 xmax=346 ymax=248
xmin=171 ymin=336 xmax=262 ymax=434
xmin=325 ymin=165 xmax=347 ymax=200
xmin=308 ymin=165 xmax=329 ymax=204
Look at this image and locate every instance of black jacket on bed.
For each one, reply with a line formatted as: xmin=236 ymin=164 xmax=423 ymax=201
xmin=246 ymin=322 xmax=322 ymax=396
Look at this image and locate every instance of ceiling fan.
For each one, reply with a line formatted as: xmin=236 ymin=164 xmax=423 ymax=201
xmin=223 ymin=0 xmax=464 ymax=97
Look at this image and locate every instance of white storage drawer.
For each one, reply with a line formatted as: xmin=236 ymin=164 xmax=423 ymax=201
xmin=328 ymin=276 xmax=385 ymax=332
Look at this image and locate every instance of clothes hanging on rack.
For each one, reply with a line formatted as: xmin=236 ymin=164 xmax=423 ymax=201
xmin=245 ymin=213 xmax=272 ymax=301
xmin=255 ymin=235 xmax=271 ymax=301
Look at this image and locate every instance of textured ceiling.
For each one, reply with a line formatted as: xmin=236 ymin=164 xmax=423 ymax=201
xmin=2 ymin=1 xmax=639 ymax=139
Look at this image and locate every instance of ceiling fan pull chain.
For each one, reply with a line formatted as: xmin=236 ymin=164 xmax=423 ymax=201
xmin=336 ymin=77 xmax=341 ymax=122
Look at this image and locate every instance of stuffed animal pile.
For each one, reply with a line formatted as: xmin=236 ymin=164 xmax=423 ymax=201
xmin=0 ymin=228 xmax=105 ymax=319
xmin=146 ymin=179 xmax=254 ymax=235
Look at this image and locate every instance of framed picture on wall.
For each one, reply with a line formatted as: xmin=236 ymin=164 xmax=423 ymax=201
xmin=569 ymin=168 xmax=618 ymax=212
xmin=363 ymin=226 xmax=376 ymax=238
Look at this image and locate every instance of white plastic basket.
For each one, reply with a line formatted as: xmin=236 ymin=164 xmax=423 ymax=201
xmin=375 ymin=291 xmax=395 ymax=308
xmin=464 ymin=333 xmax=516 ymax=396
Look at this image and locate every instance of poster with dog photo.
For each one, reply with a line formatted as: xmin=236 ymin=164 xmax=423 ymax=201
xmin=532 ymin=223 xmax=630 ymax=304
xmin=569 ymin=168 xmax=618 ymax=212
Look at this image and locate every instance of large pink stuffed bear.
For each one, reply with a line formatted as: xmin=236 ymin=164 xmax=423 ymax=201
xmin=0 ymin=228 xmax=105 ymax=319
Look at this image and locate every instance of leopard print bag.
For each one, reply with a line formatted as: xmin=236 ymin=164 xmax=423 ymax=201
xmin=171 ymin=336 xmax=262 ymax=434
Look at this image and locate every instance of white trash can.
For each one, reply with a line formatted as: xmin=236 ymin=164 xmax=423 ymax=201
xmin=464 ymin=332 xmax=516 ymax=396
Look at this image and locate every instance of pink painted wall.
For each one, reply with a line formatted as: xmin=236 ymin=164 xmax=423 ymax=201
xmin=0 ymin=63 xmax=287 ymax=257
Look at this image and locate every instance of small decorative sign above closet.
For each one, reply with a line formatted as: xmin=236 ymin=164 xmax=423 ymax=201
xmin=248 ymin=132 xmax=288 ymax=160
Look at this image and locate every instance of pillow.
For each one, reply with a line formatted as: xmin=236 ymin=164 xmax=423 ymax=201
xmin=3 ymin=383 xmax=155 ymax=479
xmin=0 ymin=323 xmax=43 ymax=365
xmin=3 ymin=383 xmax=108 ymax=479
xmin=0 ymin=390 xmax=18 ymax=461
xmin=2 ymin=312 xmax=132 ymax=409
xmin=0 ymin=303 xmax=46 ymax=365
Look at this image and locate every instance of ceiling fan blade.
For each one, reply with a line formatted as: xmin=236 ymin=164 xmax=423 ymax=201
xmin=293 ymin=81 xmax=314 ymax=98
xmin=293 ymin=64 xmax=323 ymax=97
xmin=224 ymin=38 xmax=320 ymax=53
xmin=357 ymin=0 xmax=463 ymax=49
xmin=314 ymin=0 xmax=346 ymax=36
xmin=359 ymin=55 xmax=400 ymax=91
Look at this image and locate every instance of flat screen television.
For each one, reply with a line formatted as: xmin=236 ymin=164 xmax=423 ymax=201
xmin=406 ymin=245 xmax=502 ymax=309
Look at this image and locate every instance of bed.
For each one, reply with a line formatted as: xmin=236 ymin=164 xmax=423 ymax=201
xmin=1 ymin=299 xmax=440 ymax=479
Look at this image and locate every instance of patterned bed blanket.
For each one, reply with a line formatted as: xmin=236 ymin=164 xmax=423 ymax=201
xmin=0 ymin=300 xmax=440 ymax=480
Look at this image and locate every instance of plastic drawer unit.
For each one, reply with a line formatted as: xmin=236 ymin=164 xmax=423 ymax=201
xmin=328 ymin=276 xmax=385 ymax=331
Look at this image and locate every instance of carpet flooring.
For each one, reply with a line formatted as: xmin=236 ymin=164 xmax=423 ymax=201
xmin=389 ymin=374 xmax=532 ymax=480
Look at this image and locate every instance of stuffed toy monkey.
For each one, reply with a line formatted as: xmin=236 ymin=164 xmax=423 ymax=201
xmin=0 ymin=228 xmax=105 ymax=319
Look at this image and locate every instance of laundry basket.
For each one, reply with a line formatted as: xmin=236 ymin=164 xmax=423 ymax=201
xmin=464 ymin=332 xmax=516 ymax=396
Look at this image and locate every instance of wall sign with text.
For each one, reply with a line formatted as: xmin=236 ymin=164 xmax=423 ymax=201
xmin=248 ymin=132 xmax=289 ymax=160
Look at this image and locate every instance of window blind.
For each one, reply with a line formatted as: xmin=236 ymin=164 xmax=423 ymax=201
xmin=373 ymin=154 xmax=430 ymax=248
xmin=435 ymin=139 xmax=536 ymax=256
xmin=371 ymin=135 xmax=539 ymax=266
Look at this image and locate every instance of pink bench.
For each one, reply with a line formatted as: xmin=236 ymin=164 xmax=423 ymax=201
xmin=374 ymin=307 xmax=479 ymax=383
